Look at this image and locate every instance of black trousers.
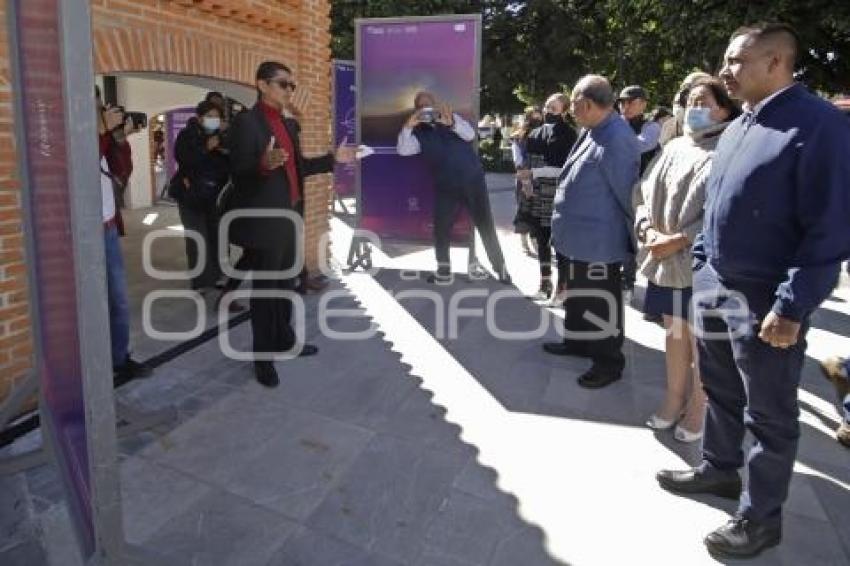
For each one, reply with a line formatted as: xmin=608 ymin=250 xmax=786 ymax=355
xmin=558 ymin=256 xmax=626 ymax=374
xmin=434 ymin=178 xmax=505 ymax=274
xmin=533 ymin=225 xmax=552 ymax=279
xmin=178 ymin=203 xmax=222 ymax=289
xmin=694 ymin=263 xmax=808 ymax=525
xmin=241 ymin=243 xmax=297 ymax=356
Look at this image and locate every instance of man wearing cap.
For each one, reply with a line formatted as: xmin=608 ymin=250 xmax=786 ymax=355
xmin=618 ymin=85 xmax=661 ymax=175
xmin=617 ymin=85 xmax=661 ymax=299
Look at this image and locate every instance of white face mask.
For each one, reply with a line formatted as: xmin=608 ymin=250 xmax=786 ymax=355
xmin=202 ymin=117 xmax=221 ymax=133
xmin=685 ymin=107 xmax=715 ymax=131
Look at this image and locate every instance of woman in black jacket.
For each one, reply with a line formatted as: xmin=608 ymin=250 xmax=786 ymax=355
xmin=522 ymin=93 xmax=577 ymax=301
xmin=173 ymin=100 xmax=230 ymax=292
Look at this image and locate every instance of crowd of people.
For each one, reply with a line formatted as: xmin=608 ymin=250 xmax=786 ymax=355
xmin=494 ymin=22 xmax=848 ymax=559
xmin=91 ymin=21 xmax=850 ymax=561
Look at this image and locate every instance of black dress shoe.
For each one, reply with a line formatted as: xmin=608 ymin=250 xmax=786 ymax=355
xmin=297 ymin=344 xmax=319 ymax=357
xmin=254 ymin=361 xmax=279 ymax=388
xmin=542 ymin=341 xmax=587 ymax=357
xmin=577 ymin=368 xmax=621 ymax=389
xmin=704 ymin=517 xmax=782 ymax=558
xmin=426 ymin=272 xmax=452 ymax=284
xmin=656 ymin=467 xmax=742 ymax=499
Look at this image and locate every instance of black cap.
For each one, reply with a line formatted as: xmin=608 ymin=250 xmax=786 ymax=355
xmin=618 ymin=85 xmax=647 ymax=101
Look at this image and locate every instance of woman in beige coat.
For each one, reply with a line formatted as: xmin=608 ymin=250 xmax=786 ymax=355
xmin=635 ymin=77 xmax=740 ymax=442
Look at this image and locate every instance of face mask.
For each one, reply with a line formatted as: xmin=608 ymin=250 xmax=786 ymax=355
xmin=527 ymin=118 xmax=543 ymax=129
xmin=543 ymin=113 xmax=561 ymax=124
xmin=202 ymin=117 xmax=221 ymax=133
xmin=685 ymin=107 xmax=715 ymax=131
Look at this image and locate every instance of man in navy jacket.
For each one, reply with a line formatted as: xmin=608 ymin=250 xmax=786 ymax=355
xmin=657 ymin=23 xmax=850 ymax=558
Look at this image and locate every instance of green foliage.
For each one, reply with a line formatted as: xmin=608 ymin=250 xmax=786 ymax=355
xmin=331 ymin=0 xmax=850 ymax=113
xmin=478 ymin=138 xmax=514 ymax=172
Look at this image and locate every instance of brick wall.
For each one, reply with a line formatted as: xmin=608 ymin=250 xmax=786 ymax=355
xmin=0 ymin=0 xmax=333 ymax=409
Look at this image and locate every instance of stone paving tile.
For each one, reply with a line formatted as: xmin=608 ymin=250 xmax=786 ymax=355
xmin=119 ymin=456 xmax=213 ymax=544
xmin=0 ymin=539 xmax=48 ymax=566
xmin=306 ymin=433 xmax=470 ymax=564
xmin=141 ymin=489 xmax=298 ymax=566
xmin=377 ymin=386 xmax=475 ymax=459
xmin=219 ymin=408 xmax=374 ymax=522
xmin=266 ymin=526 xmax=403 ymax=566
xmin=139 ymin=388 xmax=293 ymax=485
xmin=419 ymin=489 xmax=530 ymax=566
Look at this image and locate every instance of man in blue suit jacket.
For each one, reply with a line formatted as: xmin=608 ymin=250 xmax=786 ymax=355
xmin=542 ymin=75 xmax=640 ymax=388
xmin=657 ymin=23 xmax=850 ymax=559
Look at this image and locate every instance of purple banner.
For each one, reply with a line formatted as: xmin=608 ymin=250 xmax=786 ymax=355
xmin=165 ymin=107 xmax=196 ymax=180
xmin=333 ymin=60 xmax=356 ymax=198
xmin=358 ymin=17 xmax=479 ymax=243
xmin=13 ymin=0 xmax=93 ymax=554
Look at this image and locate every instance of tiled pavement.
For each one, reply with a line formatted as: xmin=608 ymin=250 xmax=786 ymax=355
xmin=1 ymin=174 xmax=848 ymax=565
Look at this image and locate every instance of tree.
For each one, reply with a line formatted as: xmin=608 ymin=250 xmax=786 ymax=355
xmin=331 ymin=1 xmax=850 ymax=115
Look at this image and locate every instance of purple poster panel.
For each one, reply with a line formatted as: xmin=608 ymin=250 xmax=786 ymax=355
xmin=165 ymin=107 xmax=196 ymax=180
xmin=333 ymin=60 xmax=356 ymax=198
xmin=358 ymin=17 xmax=479 ymax=243
xmin=13 ymin=0 xmax=94 ymax=554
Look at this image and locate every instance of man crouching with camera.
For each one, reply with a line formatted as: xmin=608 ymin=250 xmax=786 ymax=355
xmin=397 ymin=91 xmax=510 ymax=284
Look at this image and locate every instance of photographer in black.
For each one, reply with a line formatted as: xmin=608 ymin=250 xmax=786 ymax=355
xmin=171 ymin=100 xmax=231 ymax=293
xmin=397 ymin=91 xmax=510 ymax=284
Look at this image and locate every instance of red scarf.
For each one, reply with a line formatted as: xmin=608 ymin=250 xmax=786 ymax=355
xmin=259 ymin=101 xmax=300 ymax=204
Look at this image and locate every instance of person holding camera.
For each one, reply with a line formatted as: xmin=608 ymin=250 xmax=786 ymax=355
xmin=397 ymin=91 xmax=510 ymax=284
xmin=171 ymin=100 xmax=231 ymax=293
xmin=95 ymin=86 xmax=152 ymax=384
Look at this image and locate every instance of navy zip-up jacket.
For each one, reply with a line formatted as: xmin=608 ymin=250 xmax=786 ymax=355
xmin=693 ymin=83 xmax=850 ymax=321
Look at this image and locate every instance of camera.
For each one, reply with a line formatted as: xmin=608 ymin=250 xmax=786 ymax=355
xmin=419 ymin=107 xmax=440 ymax=123
xmin=115 ymin=106 xmax=148 ymax=130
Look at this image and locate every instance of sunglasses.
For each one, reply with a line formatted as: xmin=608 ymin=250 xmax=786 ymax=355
xmin=268 ymin=78 xmax=297 ymax=91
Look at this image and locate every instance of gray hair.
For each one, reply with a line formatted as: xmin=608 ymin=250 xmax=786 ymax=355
xmin=573 ymin=75 xmax=614 ymax=108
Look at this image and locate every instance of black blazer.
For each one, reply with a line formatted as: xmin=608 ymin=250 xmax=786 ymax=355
xmin=227 ymin=104 xmax=334 ymax=249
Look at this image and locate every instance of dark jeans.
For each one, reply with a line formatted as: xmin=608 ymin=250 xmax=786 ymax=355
xmin=533 ymin=225 xmax=552 ymax=279
xmin=434 ymin=178 xmax=506 ymax=275
xmin=178 ymin=203 xmax=222 ymax=289
xmin=104 ymin=223 xmax=130 ymax=367
xmin=694 ymin=263 xmax=807 ymax=526
xmin=558 ymin=255 xmax=626 ymax=375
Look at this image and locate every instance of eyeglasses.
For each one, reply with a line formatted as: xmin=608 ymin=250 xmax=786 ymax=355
xmin=268 ymin=78 xmax=297 ymax=91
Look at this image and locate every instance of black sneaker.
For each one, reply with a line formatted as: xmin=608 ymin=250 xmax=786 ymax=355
xmin=113 ymin=357 xmax=153 ymax=387
xmin=704 ymin=516 xmax=782 ymax=558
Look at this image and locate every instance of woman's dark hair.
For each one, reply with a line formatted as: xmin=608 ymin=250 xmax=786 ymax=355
xmin=651 ymin=107 xmax=672 ymax=122
xmin=195 ymin=100 xmax=221 ymax=117
xmin=255 ymin=61 xmax=292 ymax=99
xmin=689 ymin=76 xmax=742 ymax=121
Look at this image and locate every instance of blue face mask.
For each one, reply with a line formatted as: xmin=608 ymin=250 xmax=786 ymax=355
xmin=685 ymin=107 xmax=715 ymax=131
